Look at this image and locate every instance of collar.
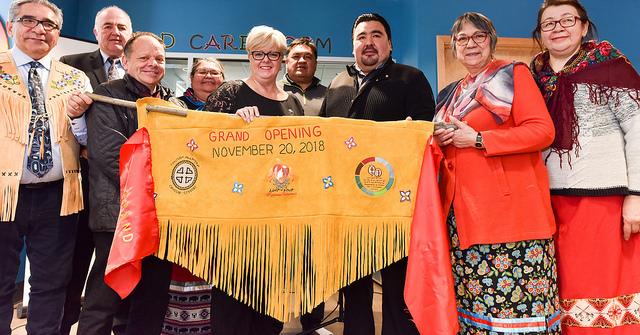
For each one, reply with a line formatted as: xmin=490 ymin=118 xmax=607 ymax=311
xmin=125 ymin=73 xmax=169 ymax=99
xmin=100 ymin=49 xmax=121 ymax=65
xmin=182 ymin=87 xmax=205 ymax=110
xmin=352 ymin=59 xmax=388 ymax=78
xmin=347 ymin=59 xmax=392 ymax=85
xmin=284 ymin=73 xmax=320 ymax=89
xmin=11 ymin=46 xmax=51 ymax=71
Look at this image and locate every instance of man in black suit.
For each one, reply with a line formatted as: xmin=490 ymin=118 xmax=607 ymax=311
xmin=58 ymin=6 xmax=132 ymax=334
xmin=320 ymin=13 xmax=435 ymax=335
xmin=60 ymin=6 xmax=131 ymax=88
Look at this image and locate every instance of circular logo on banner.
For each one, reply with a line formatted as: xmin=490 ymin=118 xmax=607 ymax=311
xmin=171 ymin=160 xmax=198 ymax=191
xmin=354 ymin=157 xmax=394 ymax=196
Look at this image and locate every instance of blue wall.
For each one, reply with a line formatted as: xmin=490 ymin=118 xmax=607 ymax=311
xmin=2 ymin=0 xmax=639 ymax=92
xmin=416 ymin=0 xmax=640 ymax=91
xmin=51 ymin=0 xmax=420 ymax=59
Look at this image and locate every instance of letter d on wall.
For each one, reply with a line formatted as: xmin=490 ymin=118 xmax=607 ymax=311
xmin=161 ymin=32 xmax=175 ymax=49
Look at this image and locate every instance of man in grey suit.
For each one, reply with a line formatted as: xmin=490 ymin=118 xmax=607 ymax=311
xmin=58 ymin=6 xmax=132 ymax=334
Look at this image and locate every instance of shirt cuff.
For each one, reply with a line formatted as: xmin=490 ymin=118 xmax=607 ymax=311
xmin=69 ymin=114 xmax=88 ymax=146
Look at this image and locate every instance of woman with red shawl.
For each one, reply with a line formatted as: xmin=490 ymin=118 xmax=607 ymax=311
xmin=530 ymin=0 xmax=640 ymax=333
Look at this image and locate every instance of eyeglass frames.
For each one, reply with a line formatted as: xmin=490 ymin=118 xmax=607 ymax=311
xmin=194 ymin=69 xmax=223 ymax=77
xmin=454 ymin=31 xmax=489 ymax=46
xmin=251 ymin=51 xmax=282 ymax=61
xmin=11 ymin=16 xmax=59 ymax=31
xmin=539 ymin=16 xmax=581 ymax=32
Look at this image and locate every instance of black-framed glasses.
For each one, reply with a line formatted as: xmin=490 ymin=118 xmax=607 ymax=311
xmin=454 ymin=31 xmax=489 ymax=46
xmin=251 ymin=51 xmax=282 ymax=61
xmin=11 ymin=16 xmax=59 ymax=31
xmin=194 ymin=69 xmax=222 ymax=77
xmin=540 ymin=16 xmax=581 ymax=32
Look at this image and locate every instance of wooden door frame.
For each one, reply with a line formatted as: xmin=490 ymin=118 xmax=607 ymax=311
xmin=436 ymin=35 xmax=541 ymax=91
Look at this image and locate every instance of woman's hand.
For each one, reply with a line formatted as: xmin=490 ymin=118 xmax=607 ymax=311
xmin=623 ymin=195 xmax=640 ymax=241
xmin=236 ymin=106 xmax=260 ymax=122
xmin=409 ymin=116 xmax=459 ymax=148
xmin=449 ymin=117 xmax=478 ymax=149
xmin=433 ymin=127 xmax=454 ymax=147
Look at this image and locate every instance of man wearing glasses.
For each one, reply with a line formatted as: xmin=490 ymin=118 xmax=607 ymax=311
xmin=320 ymin=13 xmax=435 ymax=335
xmin=0 ymin=0 xmax=91 ymax=333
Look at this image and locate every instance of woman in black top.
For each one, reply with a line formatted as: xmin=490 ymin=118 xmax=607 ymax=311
xmin=202 ymin=25 xmax=302 ymax=335
xmin=204 ymin=25 xmax=303 ymax=119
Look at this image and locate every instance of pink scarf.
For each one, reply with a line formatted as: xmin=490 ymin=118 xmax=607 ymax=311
xmin=435 ymin=59 xmax=521 ymax=124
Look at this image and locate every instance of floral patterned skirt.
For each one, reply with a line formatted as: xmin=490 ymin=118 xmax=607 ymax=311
xmin=448 ymin=208 xmax=561 ymax=334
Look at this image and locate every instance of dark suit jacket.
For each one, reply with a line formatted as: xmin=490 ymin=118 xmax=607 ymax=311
xmin=59 ymin=49 xmax=108 ymax=89
xmin=320 ymin=60 xmax=435 ymax=122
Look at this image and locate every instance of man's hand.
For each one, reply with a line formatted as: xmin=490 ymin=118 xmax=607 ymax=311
xmin=66 ymin=91 xmax=93 ymax=118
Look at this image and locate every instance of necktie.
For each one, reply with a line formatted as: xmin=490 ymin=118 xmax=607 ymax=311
xmin=107 ymin=57 xmax=120 ymax=81
xmin=27 ymin=61 xmax=53 ymax=178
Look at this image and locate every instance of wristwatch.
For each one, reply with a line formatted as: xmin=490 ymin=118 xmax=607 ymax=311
xmin=474 ymin=132 xmax=484 ymax=149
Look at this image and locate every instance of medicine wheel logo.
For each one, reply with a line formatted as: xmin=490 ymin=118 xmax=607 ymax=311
xmin=171 ymin=160 xmax=198 ymax=191
xmin=354 ymin=157 xmax=394 ymax=196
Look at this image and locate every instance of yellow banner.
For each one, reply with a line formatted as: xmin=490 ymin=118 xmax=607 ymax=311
xmin=136 ymin=98 xmax=435 ymax=321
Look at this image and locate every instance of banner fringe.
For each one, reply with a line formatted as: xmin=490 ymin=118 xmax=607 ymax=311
xmin=1 ymin=184 xmax=17 ymax=222
xmin=157 ymin=216 xmax=411 ymax=322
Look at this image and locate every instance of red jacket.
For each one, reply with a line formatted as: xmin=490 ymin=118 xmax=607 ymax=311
xmin=439 ymin=64 xmax=556 ymax=249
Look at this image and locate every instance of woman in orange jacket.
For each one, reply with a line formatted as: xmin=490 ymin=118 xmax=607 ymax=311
xmin=433 ymin=12 xmax=559 ymax=334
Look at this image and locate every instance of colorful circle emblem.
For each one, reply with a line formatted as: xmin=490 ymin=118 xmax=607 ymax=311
xmin=171 ymin=160 xmax=198 ymax=191
xmin=355 ymin=157 xmax=394 ymax=196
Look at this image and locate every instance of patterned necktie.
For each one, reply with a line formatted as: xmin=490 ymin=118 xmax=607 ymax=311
xmin=27 ymin=61 xmax=53 ymax=178
xmin=107 ymin=57 xmax=120 ymax=81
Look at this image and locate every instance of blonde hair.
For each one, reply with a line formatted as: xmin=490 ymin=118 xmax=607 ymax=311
xmin=246 ymin=25 xmax=286 ymax=54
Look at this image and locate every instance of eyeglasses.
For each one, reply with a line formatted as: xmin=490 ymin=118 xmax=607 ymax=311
xmin=11 ymin=16 xmax=59 ymax=31
xmin=454 ymin=31 xmax=489 ymax=46
xmin=540 ymin=16 xmax=581 ymax=32
xmin=194 ymin=69 xmax=223 ymax=77
xmin=251 ymin=51 xmax=282 ymax=61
